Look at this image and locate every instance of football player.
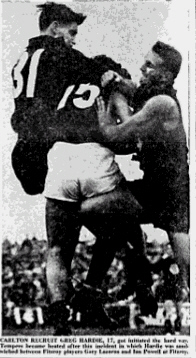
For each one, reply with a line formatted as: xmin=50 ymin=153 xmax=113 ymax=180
xmin=96 ymin=41 xmax=190 ymax=325
xmin=11 ymin=2 xmax=156 ymax=334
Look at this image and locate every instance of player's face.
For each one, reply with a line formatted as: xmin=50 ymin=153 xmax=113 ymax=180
xmin=56 ymin=22 xmax=78 ymax=47
xmin=140 ymin=50 xmax=164 ymax=84
xmin=146 ymin=246 xmax=162 ymax=264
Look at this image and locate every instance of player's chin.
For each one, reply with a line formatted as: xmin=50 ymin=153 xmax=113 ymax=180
xmin=64 ymin=41 xmax=74 ymax=48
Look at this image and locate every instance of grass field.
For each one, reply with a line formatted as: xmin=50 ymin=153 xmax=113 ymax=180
xmin=3 ymin=326 xmax=190 ymax=336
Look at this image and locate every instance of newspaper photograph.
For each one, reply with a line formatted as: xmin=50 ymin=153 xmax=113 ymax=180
xmin=1 ymin=0 xmax=195 ymax=357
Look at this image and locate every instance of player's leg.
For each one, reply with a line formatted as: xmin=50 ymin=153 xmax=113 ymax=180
xmin=132 ymin=128 xmax=189 ymax=330
xmin=166 ymin=191 xmax=190 ymax=290
xmin=129 ymin=176 xmax=190 ymax=297
xmin=70 ymin=221 xmax=120 ymax=330
xmin=72 ymin=217 xmax=135 ymax=328
xmin=79 ymin=183 xmax=157 ymax=320
xmin=86 ymin=218 xmax=157 ymax=318
xmin=84 ymin=216 xmax=148 ymax=289
xmin=45 ymin=198 xmax=81 ymax=334
xmin=165 ymin=179 xmax=190 ymax=301
xmin=84 ymin=214 xmax=133 ymax=288
xmin=69 ymin=184 xmax=142 ymax=328
xmin=167 ymin=231 xmax=190 ymax=301
xmin=165 ymin=231 xmax=189 ymax=334
xmin=80 ymin=180 xmax=143 ymax=288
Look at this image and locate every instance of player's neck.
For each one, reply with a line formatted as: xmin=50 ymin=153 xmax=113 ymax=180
xmin=40 ymin=28 xmax=55 ymax=38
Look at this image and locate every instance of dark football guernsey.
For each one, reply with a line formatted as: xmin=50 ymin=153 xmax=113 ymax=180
xmin=11 ymin=36 xmax=101 ymax=139
xmin=11 ymin=36 xmax=101 ymax=194
xmin=129 ymin=99 xmax=189 ymax=233
xmin=11 ymin=36 xmax=128 ymax=194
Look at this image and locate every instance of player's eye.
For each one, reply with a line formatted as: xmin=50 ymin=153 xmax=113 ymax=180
xmin=146 ymin=61 xmax=154 ymax=69
xmin=69 ymin=30 xmax=77 ymax=36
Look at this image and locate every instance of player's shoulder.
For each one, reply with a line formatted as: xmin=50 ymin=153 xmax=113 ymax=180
xmin=143 ymin=95 xmax=181 ymax=131
xmin=71 ymin=48 xmax=89 ymax=61
xmin=146 ymin=94 xmax=178 ymax=109
xmin=144 ymin=95 xmax=180 ymax=116
xmin=147 ymin=94 xmax=177 ymax=107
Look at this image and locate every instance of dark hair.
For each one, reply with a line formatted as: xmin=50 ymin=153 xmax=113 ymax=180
xmin=93 ymin=55 xmax=132 ymax=80
xmin=152 ymin=41 xmax=182 ymax=79
xmin=37 ymin=2 xmax=86 ymax=31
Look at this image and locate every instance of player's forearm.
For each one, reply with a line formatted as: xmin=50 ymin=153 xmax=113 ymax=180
xmin=101 ymin=104 xmax=158 ymax=144
xmin=114 ymin=95 xmax=133 ymax=123
xmin=119 ymin=78 xmax=136 ymax=98
xmin=114 ymin=79 xmax=136 ymax=105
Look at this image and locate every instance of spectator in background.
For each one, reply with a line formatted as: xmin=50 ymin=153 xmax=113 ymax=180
xmin=146 ymin=240 xmax=188 ymax=303
xmin=145 ymin=239 xmax=188 ymax=334
xmin=2 ymin=237 xmax=47 ymax=329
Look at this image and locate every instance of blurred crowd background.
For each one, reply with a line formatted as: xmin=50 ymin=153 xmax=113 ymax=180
xmin=2 ymin=229 xmax=189 ymax=329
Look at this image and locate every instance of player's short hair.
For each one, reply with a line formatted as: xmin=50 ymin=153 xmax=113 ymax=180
xmin=37 ymin=2 xmax=86 ymax=31
xmin=93 ymin=55 xmax=132 ymax=80
xmin=152 ymin=41 xmax=182 ymax=79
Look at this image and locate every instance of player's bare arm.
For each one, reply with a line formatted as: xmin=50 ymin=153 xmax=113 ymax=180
xmin=97 ymin=94 xmax=180 ymax=146
xmin=107 ymin=92 xmax=133 ymax=124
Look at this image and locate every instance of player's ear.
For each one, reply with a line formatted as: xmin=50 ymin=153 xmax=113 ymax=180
xmin=50 ymin=21 xmax=60 ymax=37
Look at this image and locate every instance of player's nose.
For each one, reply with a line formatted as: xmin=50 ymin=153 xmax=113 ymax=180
xmin=140 ymin=64 xmax=146 ymax=75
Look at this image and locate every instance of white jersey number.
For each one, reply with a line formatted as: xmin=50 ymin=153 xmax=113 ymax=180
xmin=13 ymin=49 xmax=45 ymax=99
xmin=57 ymin=83 xmax=100 ymax=110
xmin=73 ymin=83 xmax=100 ymax=109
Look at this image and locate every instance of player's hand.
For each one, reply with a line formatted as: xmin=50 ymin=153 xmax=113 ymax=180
xmin=101 ymin=70 xmax=122 ymax=87
xmin=96 ymin=96 xmax=123 ymax=143
xmin=96 ymin=96 xmax=108 ymax=127
xmin=96 ymin=96 xmax=115 ymax=130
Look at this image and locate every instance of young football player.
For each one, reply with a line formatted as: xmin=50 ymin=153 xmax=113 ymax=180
xmin=11 ymin=2 xmax=156 ymax=334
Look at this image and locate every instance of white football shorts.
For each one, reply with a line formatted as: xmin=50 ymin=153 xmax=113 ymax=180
xmin=44 ymin=142 xmax=124 ymax=202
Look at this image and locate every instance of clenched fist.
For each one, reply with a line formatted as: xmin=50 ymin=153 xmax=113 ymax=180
xmin=101 ymin=70 xmax=122 ymax=87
